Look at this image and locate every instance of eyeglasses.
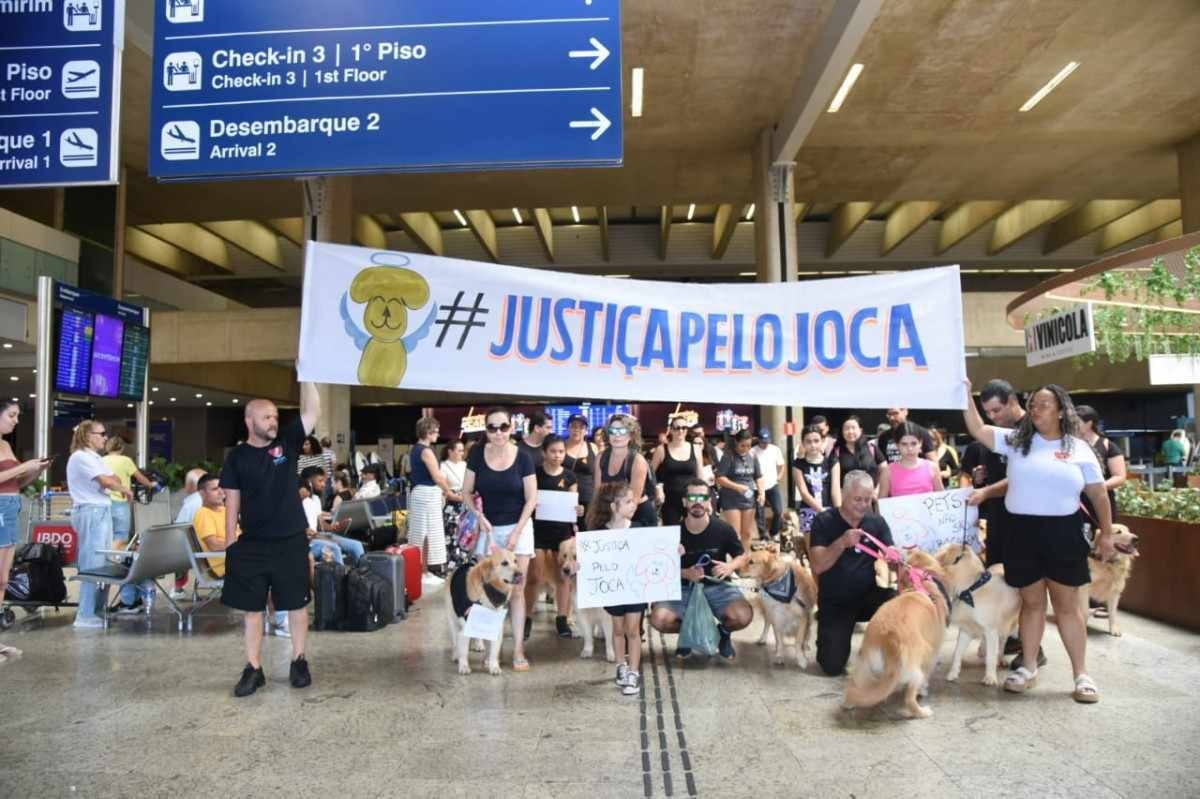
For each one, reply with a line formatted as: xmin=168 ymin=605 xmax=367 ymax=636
xmin=607 ymin=426 xmax=629 ymax=436
xmin=671 ymin=426 xmax=689 ymax=432
xmin=684 ymin=493 xmax=710 ymax=502
xmin=485 ymin=423 xmax=511 ymax=433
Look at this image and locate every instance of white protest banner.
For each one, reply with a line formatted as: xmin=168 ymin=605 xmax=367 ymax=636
xmin=877 ymin=488 xmax=981 ymax=554
xmin=536 ymin=489 xmax=578 ymax=523
xmin=297 ymin=243 xmax=968 ymax=408
xmin=576 ymin=526 xmax=682 ymax=609
xmin=463 ymin=604 xmax=506 ymax=642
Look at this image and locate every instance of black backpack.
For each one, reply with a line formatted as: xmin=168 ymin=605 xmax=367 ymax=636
xmin=5 ymin=543 xmax=67 ymax=604
xmin=343 ymin=564 xmax=394 ymax=632
xmin=313 ymin=561 xmax=348 ymax=631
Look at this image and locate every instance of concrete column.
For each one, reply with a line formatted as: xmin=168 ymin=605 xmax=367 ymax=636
xmin=304 ymin=177 xmax=353 ymax=463
xmin=753 ymin=128 xmax=803 ymax=501
xmin=1179 ymin=133 xmax=1200 ymax=234
xmin=113 ymin=166 xmax=127 ymax=299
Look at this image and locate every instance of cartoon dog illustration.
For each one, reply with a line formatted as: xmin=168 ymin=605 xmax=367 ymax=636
xmin=340 ymin=260 xmax=437 ymax=388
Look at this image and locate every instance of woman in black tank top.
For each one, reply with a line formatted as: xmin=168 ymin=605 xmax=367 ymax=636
xmin=594 ymin=413 xmax=657 ymax=527
xmin=563 ymin=415 xmax=596 ymax=528
xmin=652 ymin=419 xmax=703 ymax=526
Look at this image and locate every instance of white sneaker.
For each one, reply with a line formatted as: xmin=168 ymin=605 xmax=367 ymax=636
xmin=421 ymin=573 xmax=445 ymax=587
xmin=271 ymin=622 xmax=292 ymax=638
xmin=169 ymin=588 xmax=189 ymax=601
xmin=615 ymin=662 xmax=630 ymax=687
xmin=73 ymin=616 xmax=105 ymax=629
xmin=622 ymin=671 xmax=642 ymax=696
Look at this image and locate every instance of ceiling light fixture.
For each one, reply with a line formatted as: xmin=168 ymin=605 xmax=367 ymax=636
xmin=745 ymin=204 xmax=755 ymax=220
xmin=738 ymin=271 xmax=756 ymax=277
xmin=686 ymin=204 xmax=695 ymax=221
xmin=512 ymin=208 xmax=523 ymax=224
xmin=149 ymin=400 xmax=155 ymax=406
xmin=152 ymin=386 xmax=159 ymax=392
xmin=453 ymin=209 xmax=468 ymax=227
xmin=169 ymin=397 xmax=177 ymax=402
xmin=8 ymin=376 xmax=17 ymax=382
xmin=232 ymin=398 xmax=239 ymax=404
xmin=571 ymin=206 xmax=581 ymax=223
xmin=631 ymin=67 xmax=644 ymax=117
xmin=9 ymin=397 xmax=16 ymax=403
xmin=127 ymin=403 xmax=134 ymax=408
xmin=206 ymin=401 xmax=212 ymax=407
xmin=827 ymin=63 xmax=864 ymax=113
xmin=1019 ymin=62 xmax=1079 ymax=112
xmin=1 ymin=343 xmax=11 ymax=349
xmin=28 ymin=393 xmax=34 ymax=399
xmin=195 ymin=393 xmax=203 ymax=398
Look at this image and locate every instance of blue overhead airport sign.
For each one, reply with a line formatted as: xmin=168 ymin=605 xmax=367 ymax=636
xmin=148 ymin=1 xmax=623 ymax=181
xmin=0 ymin=0 xmax=124 ymax=188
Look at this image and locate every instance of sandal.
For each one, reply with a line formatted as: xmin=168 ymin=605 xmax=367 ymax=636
xmin=512 ymin=657 xmax=530 ymax=672
xmin=0 ymin=644 xmax=21 ymax=660
xmin=1004 ymin=666 xmax=1038 ymax=694
xmin=1073 ymin=673 xmax=1100 ymax=704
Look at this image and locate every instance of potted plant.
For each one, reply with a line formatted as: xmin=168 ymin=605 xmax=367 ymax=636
xmin=1116 ymin=482 xmax=1200 ymax=631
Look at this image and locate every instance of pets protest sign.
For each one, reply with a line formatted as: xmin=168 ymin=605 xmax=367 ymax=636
xmin=878 ymin=488 xmax=981 ymax=554
xmin=575 ymin=526 xmax=681 ymax=609
xmin=297 ymin=242 xmax=968 ymax=408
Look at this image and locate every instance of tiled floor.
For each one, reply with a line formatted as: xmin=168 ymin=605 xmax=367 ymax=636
xmin=1 ymin=582 xmax=1198 ymax=798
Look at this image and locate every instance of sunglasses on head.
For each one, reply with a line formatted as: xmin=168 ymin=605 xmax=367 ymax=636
xmin=607 ymin=426 xmax=629 ymax=436
xmin=486 ymin=423 xmax=511 ymax=433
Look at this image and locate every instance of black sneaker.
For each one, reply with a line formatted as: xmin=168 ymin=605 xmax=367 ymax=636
xmin=289 ymin=656 xmax=312 ymax=689
xmin=234 ymin=664 xmax=265 ymax=697
xmin=523 ymin=617 xmax=533 ymax=640
xmin=1003 ymin=636 xmax=1023 ymax=656
xmin=114 ymin=600 xmax=144 ymax=615
xmin=676 ymin=647 xmax=693 ymax=659
xmin=718 ymin=628 xmax=735 ymax=659
xmin=555 ymin=615 xmax=572 ymax=639
xmin=1009 ymin=647 xmax=1048 ymax=671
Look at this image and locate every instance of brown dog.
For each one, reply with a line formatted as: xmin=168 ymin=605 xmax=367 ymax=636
xmin=741 ymin=545 xmax=818 ymax=668
xmin=446 ymin=548 xmax=520 ymax=675
xmin=935 ymin=543 xmax=1020 ymax=686
xmin=557 ymin=537 xmax=615 ymax=661
xmin=843 ymin=550 xmax=950 ymax=719
xmin=1085 ymin=523 xmax=1140 ymax=637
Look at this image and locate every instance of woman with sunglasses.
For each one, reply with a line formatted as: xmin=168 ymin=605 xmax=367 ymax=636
xmin=594 ymin=413 xmax=657 ymax=528
xmin=715 ymin=429 xmax=764 ymax=549
xmin=461 ymin=407 xmax=538 ymax=671
xmin=651 ymin=418 xmax=704 ymax=526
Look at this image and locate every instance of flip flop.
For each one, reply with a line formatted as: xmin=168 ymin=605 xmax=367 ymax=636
xmin=0 ymin=644 xmax=22 ymax=659
xmin=1073 ymin=673 xmax=1100 ymax=704
xmin=512 ymin=657 xmax=530 ymax=672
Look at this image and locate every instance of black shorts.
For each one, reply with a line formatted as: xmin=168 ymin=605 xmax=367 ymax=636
xmin=221 ymin=533 xmax=311 ymax=612
xmin=604 ymin=603 xmax=647 ymax=617
xmin=1003 ymin=513 xmax=1090 ymax=589
xmin=533 ymin=524 xmax=573 ymax=552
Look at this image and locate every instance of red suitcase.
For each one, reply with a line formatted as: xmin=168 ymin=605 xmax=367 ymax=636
xmin=395 ymin=544 xmax=422 ymax=604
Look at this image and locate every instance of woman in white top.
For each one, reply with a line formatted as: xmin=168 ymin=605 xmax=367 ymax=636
xmin=66 ymin=420 xmax=131 ymax=628
xmin=963 ymin=380 xmax=1114 ymax=704
xmin=439 ymin=440 xmax=467 ymax=497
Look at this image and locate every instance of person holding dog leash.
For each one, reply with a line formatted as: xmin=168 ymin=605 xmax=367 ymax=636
xmin=963 ymin=380 xmax=1115 ymax=704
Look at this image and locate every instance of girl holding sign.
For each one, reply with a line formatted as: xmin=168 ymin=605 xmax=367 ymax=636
xmin=878 ymin=422 xmax=944 ymax=499
xmin=586 ymin=481 xmax=646 ymax=698
xmin=529 ymin=434 xmax=581 ymax=639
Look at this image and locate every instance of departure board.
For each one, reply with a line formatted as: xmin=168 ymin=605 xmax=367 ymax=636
xmin=546 ymin=404 xmax=632 ymax=437
xmin=54 ymin=308 xmax=94 ymax=395
xmin=118 ymin=323 xmax=150 ymax=400
xmin=88 ymin=313 xmax=124 ymax=398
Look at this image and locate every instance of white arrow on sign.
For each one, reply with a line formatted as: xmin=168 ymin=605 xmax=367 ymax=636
xmin=569 ymin=107 xmax=612 ymax=141
xmin=569 ymin=37 xmax=611 ymax=70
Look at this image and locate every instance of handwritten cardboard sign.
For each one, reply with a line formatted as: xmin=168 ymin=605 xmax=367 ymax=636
xmin=877 ymin=487 xmax=981 ymax=554
xmin=463 ymin=604 xmax=506 ymax=641
xmin=576 ymin=526 xmax=682 ymax=609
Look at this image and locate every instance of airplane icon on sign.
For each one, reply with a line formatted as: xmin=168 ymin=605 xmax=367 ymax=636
xmin=61 ymin=59 xmax=101 ymax=98
xmin=160 ymin=120 xmax=201 ymax=160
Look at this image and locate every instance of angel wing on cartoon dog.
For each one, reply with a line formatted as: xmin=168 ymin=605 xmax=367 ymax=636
xmin=339 ymin=257 xmax=438 ymax=388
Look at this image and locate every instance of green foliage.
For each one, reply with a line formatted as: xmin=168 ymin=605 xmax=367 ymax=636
xmin=1081 ymin=247 xmax=1200 ymax=362
xmin=147 ymin=456 xmax=220 ymax=490
xmin=1118 ymin=481 xmax=1200 ymax=523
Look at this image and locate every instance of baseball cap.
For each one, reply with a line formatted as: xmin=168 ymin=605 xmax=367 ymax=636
xmin=758 ymin=427 xmax=771 ymax=441
xmin=567 ymin=413 xmax=589 ymax=427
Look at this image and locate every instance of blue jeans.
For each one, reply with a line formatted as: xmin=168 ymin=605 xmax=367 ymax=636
xmin=325 ymin=534 xmax=364 ymax=564
xmin=111 ymin=500 xmax=152 ymax=605
xmin=73 ymin=503 xmax=114 ymax=624
xmin=0 ymin=494 xmax=20 ymax=548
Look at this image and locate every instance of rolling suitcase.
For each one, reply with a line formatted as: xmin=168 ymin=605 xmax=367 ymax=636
xmin=343 ymin=564 xmax=394 ymax=632
xmin=313 ymin=561 xmax=347 ymax=631
xmin=395 ymin=543 xmax=423 ymax=605
xmin=363 ymin=552 xmax=407 ymax=619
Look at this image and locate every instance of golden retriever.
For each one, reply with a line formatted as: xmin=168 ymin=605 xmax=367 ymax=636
xmin=445 ymin=548 xmax=519 ymax=675
xmin=934 ymin=543 xmax=1020 ymax=686
xmin=1085 ymin=523 xmax=1140 ymax=637
xmin=842 ymin=550 xmax=950 ymax=719
xmin=556 ymin=537 xmax=615 ymax=661
xmin=741 ymin=545 xmax=818 ymax=668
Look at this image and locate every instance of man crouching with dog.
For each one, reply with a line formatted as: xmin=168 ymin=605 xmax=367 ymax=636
xmin=810 ymin=470 xmax=897 ymax=676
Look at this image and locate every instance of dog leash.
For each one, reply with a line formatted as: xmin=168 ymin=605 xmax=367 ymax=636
xmin=854 ymin=529 xmax=940 ymax=603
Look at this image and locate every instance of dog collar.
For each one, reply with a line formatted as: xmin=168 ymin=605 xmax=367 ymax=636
xmin=956 ymin=570 xmax=992 ymax=609
xmin=761 ymin=569 xmax=802 ymax=607
xmin=482 ymin=582 xmax=510 ymax=609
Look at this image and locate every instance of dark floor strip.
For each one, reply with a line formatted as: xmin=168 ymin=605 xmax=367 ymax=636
xmin=647 ymin=631 xmax=675 ymax=796
xmin=657 ymin=630 xmax=698 ymax=798
xmin=639 ymin=660 xmax=654 ymax=798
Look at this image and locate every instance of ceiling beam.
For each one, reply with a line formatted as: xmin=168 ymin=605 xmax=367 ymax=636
xmin=396 ymin=212 xmax=443 ymax=255
xmin=201 ymin=220 xmax=286 ymax=270
xmin=825 ymin=202 xmax=874 ymax=257
xmin=936 ymin=201 xmax=1009 ymax=254
xmin=794 ymin=202 xmax=810 ymax=222
xmin=771 ymin=0 xmax=884 ymax=163
xmin=125 ymin=227 xmax=224 ymax=278
xmin=353 ymin=214 xmax=387 ymax=249
xmin=1042 ymin=200 xmax=1150 ymax=254
xmin=598 ymin=206 xmax=610 ymax=261
xmin=881 ymin=201 xmax=940 ymax=256
xmin=712 ymin=204 xmax=740 ymax=260
xmin=464 ymin=209 xmax=499 ymax=262
xmin=266 ymin=217 xmax=305 ymax=246
xmin=988 ymin=200 xmax=1075 ymax=255
xmin=137 ymin=223 xmax=236 ymax=272
xmin=1157 ymin=219 xmax=1184 ymax=242
xmin=1098 ymin=200 xmax=1182 ymax=253
xmin=532 ymin=208 xmax=554 ymax=261
xmin=659 ymin=206 xmax=672 ymax=261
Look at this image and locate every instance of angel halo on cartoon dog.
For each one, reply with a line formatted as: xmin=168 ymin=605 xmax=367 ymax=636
xmin=339 ymin=252 xmax=438 ymax=387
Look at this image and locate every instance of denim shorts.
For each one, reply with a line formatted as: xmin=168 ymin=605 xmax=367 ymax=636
xmin=0 ymin=495 xmax=21 ymax=548
xmin=655 ymin=579 xmax=747 ymax=621
xmin=110 ymin=499 xmax=132 ymax=541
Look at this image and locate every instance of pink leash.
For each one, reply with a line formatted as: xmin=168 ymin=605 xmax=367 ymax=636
xmin=854 ymin=530 xmax=936 ymax=599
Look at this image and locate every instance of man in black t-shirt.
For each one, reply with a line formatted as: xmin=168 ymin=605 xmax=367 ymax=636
xmin=809 ymin=469 xmax=897 ymax=676
xmin=962 ymin=379 xmax=1025 ymax=570
xmin=649 ymin=478 xmax=753 ymax=659
xmin=516 ymin=411 xmax=551 ymax=471
xmin=876 ymin=407 xmax=937 ymax=464
xmin=220 ymin=382 xmax=320 ymax=698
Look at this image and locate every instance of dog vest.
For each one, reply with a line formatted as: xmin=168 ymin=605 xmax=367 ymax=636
xmin=449 ymin=567 xmax=511 ymax=619
xmin=956 ymin=570 xmax=992 ymax=609
xmin=761 ymin=569 xmax=803 ymax=607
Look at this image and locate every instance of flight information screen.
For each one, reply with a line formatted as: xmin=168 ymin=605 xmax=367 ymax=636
xmin=88 ymin=313 xmax=124 ymax=398
xmin=54 ymin=308 xmax=93 ymax=396
xmin=117 ymin=323 xmax=150 ymax=400
xmin=545 ymin=404 xmax=632 ymax=437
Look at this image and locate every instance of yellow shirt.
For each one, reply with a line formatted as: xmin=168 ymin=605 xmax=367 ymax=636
xmin=103 ymin=454 xmax=138 ymax=502
xmin=193 ymin=505 xmax=234 ymax=578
